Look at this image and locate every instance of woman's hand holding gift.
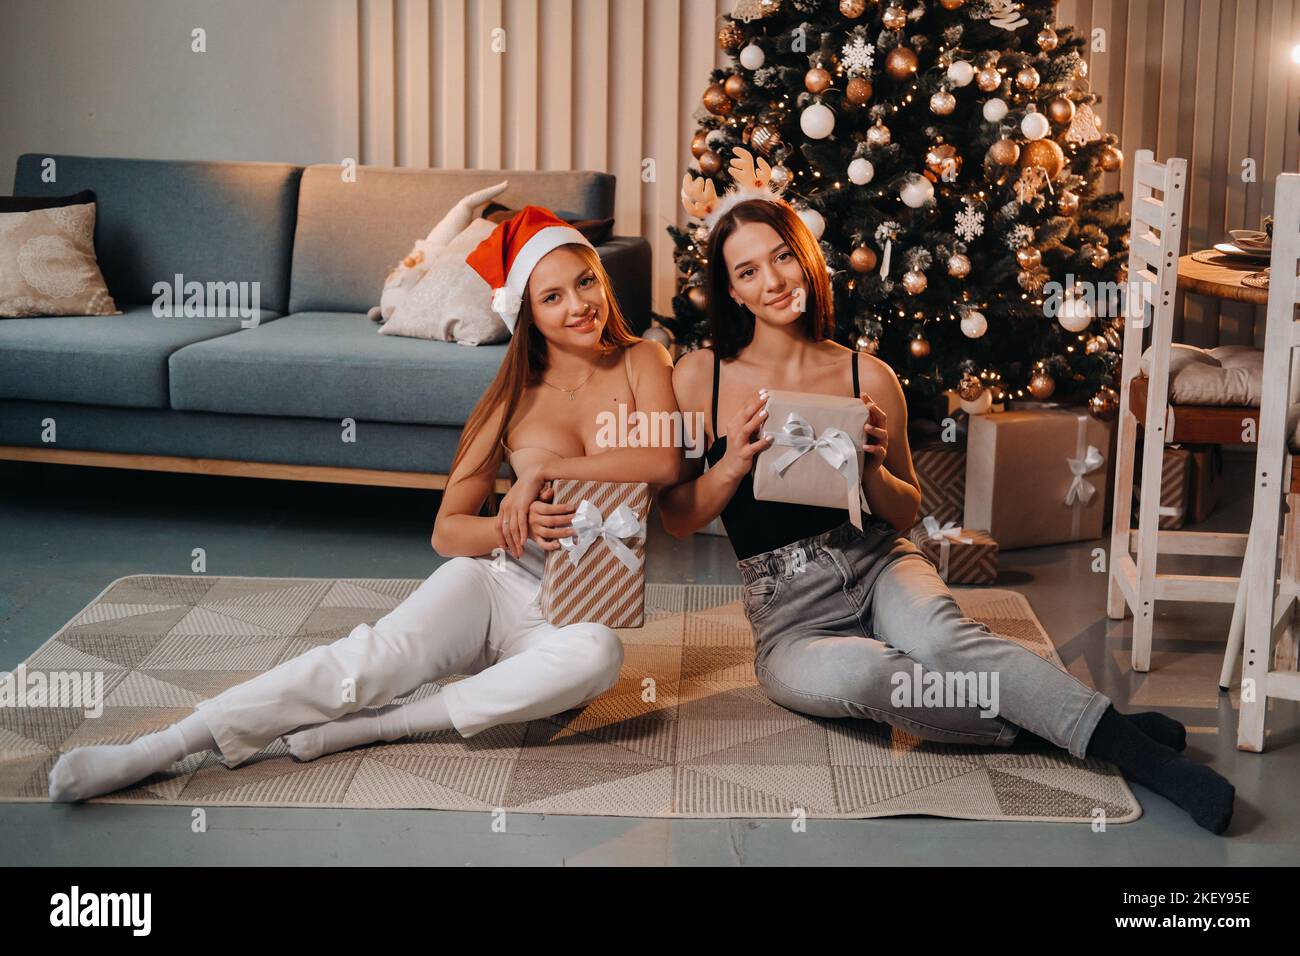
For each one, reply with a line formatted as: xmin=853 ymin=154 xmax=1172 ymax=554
xmin=860 ymin=393 xmax=889 ymax=480
xmin=497 ymin=464 xmax=548 ymax=558
xmin=528 ymin=484 xmax=576 ymax=552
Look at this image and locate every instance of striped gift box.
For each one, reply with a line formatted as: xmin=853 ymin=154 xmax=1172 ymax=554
xmin=907 ymin=522 xmax=998 ymax=584
xmin=1134 ymin=445 xmax=1192 ymax=529
xmin=913 ymin=440 xmax=966 ymax=527
xmin=540 ymin=479 xmax=649 ymax=628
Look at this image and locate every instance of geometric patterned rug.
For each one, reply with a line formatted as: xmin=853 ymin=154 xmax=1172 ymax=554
xmin=0 ymin=575 xmax=1140 ymax=823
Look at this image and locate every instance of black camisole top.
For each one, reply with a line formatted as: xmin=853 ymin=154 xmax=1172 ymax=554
xmin=704 ymin=349 xmax=870 ymax=560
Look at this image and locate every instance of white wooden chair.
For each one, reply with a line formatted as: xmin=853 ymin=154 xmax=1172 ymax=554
xmin=1230 ymin=172 xmax=1300 ymax=752
xmin=1107 ymin=150 xmax=1257 ymax=671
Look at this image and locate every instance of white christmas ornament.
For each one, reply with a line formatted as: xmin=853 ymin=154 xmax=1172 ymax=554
xmin=954 ymin=198 xmax=985 ymax=242
xmin=899 ymin=173 xmax=934 ymax=208
xmin=1021 ymin=110 xmax=1050 ymax=140
xmin=800 ymin=103 xmax=836 ymax=139
xmin=797 ymin=207 xmax=826 ymax=239
xmin=848 ymin=157 xmax=875 ymax=185
xmin=947 ymin=60 xmax=975 ymax=87
xmin=983 ymin=97 xmax=1009 ymax=123
xmin=960 ymin=309 xmax=988 ymax=338
xmin=1058 ymin=293 xmax=1093 ymax=332
xmin=960 ymin=390 xmax=994 ymax=415
xmin=739 ymin=43 xmax=765 ymax=70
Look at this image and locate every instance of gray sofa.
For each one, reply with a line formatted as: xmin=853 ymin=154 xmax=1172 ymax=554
xmin=0 ymin=153 xmax=651 ymax=485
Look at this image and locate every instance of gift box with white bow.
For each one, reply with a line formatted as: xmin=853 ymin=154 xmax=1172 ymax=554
xmin=752 ymin=390 xmax=874 ymax=529
xmin=907 ymin=516 xmax=998 ymax=584
xmin=539 ymin=479 xmax=649 ymax=628
xmin=963 ymin=407 xmax=1116 ymax=550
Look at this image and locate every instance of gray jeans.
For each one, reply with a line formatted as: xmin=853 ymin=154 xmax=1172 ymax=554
xmin=737 ymin=517 xmax=1110 ymax=759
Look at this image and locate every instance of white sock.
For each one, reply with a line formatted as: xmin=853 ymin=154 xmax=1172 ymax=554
xmin=47 ymin=712 xmax=217 ymax=803
xmin=285 ymin=693 xmax=454 ymax=762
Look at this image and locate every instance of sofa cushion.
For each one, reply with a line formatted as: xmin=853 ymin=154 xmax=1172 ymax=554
xmin=0 ymin=304 xmax=281 ymax=408
xmin=288 ymin=165 xmax=614 ymax=314
xmin=13 ymin=153 xmax=302 ymax=312
xmin=168 ymin=311 xmax=507 ymax=426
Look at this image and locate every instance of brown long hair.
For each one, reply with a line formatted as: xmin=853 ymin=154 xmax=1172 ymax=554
xmin=449 ymin=242 xmax=639 ymax=481
xmin=705 ymin=198 xmax=834 ymax=359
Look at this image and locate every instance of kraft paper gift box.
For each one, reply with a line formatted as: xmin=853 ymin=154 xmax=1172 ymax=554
xmin=753 ymin=389 xmax=873 ymax=529
xmin=540 ymin=479 xmax=648 ymax=628
xmin=964 ymin=407 xmax=1117 ymax=550
xmin=907 ymin=516 xmax=998 ymax=584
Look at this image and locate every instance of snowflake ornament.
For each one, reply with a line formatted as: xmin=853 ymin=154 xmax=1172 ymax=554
xmin=841 ymin=35 xmax=874 ymax=74
xmin=954 ymin=199 xmax=985 ymax=242
xmin=1006 ymin=223 xmax=1036 ymax=250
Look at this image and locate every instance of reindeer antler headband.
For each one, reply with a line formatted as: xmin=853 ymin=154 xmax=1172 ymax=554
xmin=680 ymin=146 xmax=792 ymax=234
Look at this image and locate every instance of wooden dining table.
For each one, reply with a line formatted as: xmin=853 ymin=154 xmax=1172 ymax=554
xmin=1177 ymin=251 xmax=1270 ymax=305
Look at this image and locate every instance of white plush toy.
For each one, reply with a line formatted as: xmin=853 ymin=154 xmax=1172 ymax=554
xmin=367 ymin=180 xmax=510 ymax=323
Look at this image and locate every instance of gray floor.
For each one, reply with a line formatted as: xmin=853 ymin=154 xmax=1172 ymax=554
xmin=1 ymin=455 xmax=1297 ymax=866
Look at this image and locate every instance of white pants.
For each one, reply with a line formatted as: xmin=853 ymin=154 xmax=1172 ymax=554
xmin=194 ymin=540 xmax=625 ymax=768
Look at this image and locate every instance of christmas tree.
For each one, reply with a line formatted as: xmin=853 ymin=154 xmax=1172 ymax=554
xmin=664 ymin=0 xmax=1129 ymax=420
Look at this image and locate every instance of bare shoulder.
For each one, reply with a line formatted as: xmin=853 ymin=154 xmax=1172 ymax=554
xmin=670 ymin=346 xmax=713 ymax=412
xmin=855 ymin=351 xmax=905 ymax=399
xmin=627 ymin=337 xmax=674 ymax=372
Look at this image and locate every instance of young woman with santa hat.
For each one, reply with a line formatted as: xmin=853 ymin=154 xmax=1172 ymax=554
xmin=47 ymin=205 xmax=680 ymax=802
xmin=656 ymin=149 xmax=1234 ymax=834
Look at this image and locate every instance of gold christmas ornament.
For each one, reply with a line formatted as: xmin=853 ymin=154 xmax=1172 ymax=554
xmin=805 ymin=67 xmax=833 ymax=94
xmin=850 ymin=245 xmax=878 ymax=272
xmin=988 ymin=138 xmax=1020 ymax=165
xmin=909 ymin=335 xmax=931 ymax=358
xmin=703 ymin=83 xmax=734 ymax=115
xmin=924 ymin=143 xmax=962 ymax=182
xmin=1048 ymin=95 xmax=1075 ymax=125
xmin=947 ymin=252 xmax=971 ymax=278
xmin=958 ymin=372 xmax=983 ymax=401
xmin=939 ymin=0 xmax=966 ymax=9
xmin=883 ymin=5 xmax=908 ymax=30
xmin=747 ymin=122 xmax=781 ymax=158
xmin=976 ymin=66 xmax=1001 ymax=91
xmin=1085 ymin=335 xmax=1108 ymax=355
xmin=1020 ymin=138 xmax=1065 ymax=178
xmin=691 ymin=130 xmax=709 ymax=159
xmin=718 ymin=23 xmax=744 ymax=53
xmin=840 ymin=0 xmax=867 ymax=16
xmin=1028 ymin=369 xmax=1056 ymax=399
xmin=902 ymin=270 xmax=928 ymax=294
xmin=845 ymin=76 xmax=873 ymax=105
xmin=1058 ymin=189 xmax=1080 ymax=216
xmin=1037 ymin=27 xmax=1059 ymax=51
xmin=885 ymin=46 xmax=919 ymax=80
xmin=699 ymin=149 xmax=723 ymax=175
xmin=1104 ymin=326 xmax=1122 ymax=350
xmin=724 ymin=73 xmax=747 ymax=99
xmin=1100 ymin=143 xmax=1124 ymax=172
xmin=1015 ymin=66 xmax=1040 ymax=91
xmin=687 ymin=286 xmax=708 ymax=311
xmin=1016 ymin=245 xmax=1042 ymax=270
xmin=866 ymin=120 xmax=893 ymax=147
xmin=855 ymin=333 xmax=879 ymax=353
xmin=930 ymin=90 xmax=957 ymax=115
xmin=1089 ymin=386 xmax=1119 ymax=420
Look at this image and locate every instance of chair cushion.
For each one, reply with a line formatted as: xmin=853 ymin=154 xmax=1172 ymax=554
xmin=1141 ymin=344 xmax=1264 ymax=406
xmin=12 ymin=154 xmax=303 ymax=312
xmin=0 ymin=305 xmax=280 ymax=408
xmin=168 ymin=311 xmax=507 ymax=426
xmin=288 ymin=165 xmax=614 ymax=314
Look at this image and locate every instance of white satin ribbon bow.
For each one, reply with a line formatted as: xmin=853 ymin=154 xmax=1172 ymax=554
xmin=1064 ymin=444 xmax=1104 ymax=506
xmin=921 ymin=514 xmax=973 ymax=581
xmin=558 ymin=499 xmax=644 ymax=573
xmin=769 ymin=411 xmax=871 ymax=530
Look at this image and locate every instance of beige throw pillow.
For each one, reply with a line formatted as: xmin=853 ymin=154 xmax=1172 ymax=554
xmin=0 ymin=202 xmax=119 ymax=317
xmin=377 ymin=217 xmax=508 ymax=346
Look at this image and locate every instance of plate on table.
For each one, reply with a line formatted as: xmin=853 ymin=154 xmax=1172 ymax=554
xmin=1213 ymin=242 xmax=1271 ymax=262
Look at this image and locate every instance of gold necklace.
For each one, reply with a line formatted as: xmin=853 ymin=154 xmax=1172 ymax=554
xmin=540 ymin=366 xmax=597 ymax=400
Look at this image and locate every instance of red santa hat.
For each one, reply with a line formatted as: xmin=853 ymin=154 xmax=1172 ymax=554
xmin=465 ymin=205 xmax=595 ymax=333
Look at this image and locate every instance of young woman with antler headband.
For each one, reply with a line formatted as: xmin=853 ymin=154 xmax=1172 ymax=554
xmin=657 ymin=148 xmax=1234 ymax=834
